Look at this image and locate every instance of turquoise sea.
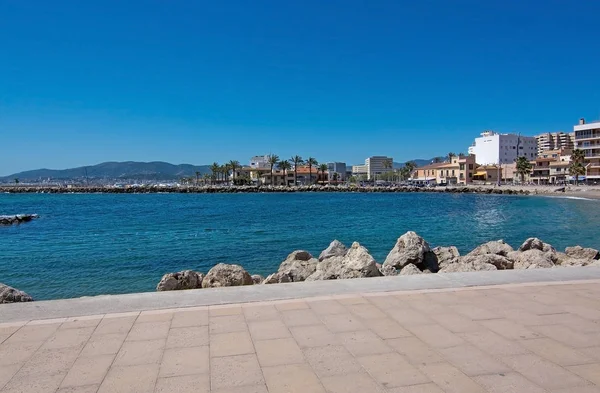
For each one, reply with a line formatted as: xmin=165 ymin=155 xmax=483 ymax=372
xmin=1 ymin=192 xmax=598 ymax=300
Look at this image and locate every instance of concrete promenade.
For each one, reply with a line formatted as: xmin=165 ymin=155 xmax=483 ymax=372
xmin=1 ymin=269 xmax=600 ymax=392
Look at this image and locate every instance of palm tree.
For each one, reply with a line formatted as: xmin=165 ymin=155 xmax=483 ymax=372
xmin=516 ymin=156 xmax=533 ymax=183
xmin=289 ymin=155 xmax=304 ymax=186
xmin=318 ymin=163 xmax=328 ymax=185
xmin=228 ymin=160 xmax=240 ymax=185
xmin=278 ymin=160 xmax=292 ymax=186
xmin=14 ymin=178 xmax=19 ymax=184
xmin=447 ymin=152 xmax=456 ymax=162
xmin=267 ymin=154 xmax=279 ymax=186
xmin=332 ymin=172 xmax=339 ymax=183
xmin=195 ymin=171 xmax=201 ymax=185
xmin=210 ymin=163 xmax=219 ymax=185
xmin=570 ymin=149 xmax=586 ymax=185
xmin=433 ymin=157 xmax=443 ymax=164
xmin=306 ymin=157 xmax=318 ymax=185
xmin=203 ymin=173 xmax=210 ymax=185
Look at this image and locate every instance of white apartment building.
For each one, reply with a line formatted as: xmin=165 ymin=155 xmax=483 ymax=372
xmin=535 ymin=132 xmax=575 ymax=155
xmin=468 ymin=131 xmax=537 ymax=165
xmin=574 ymin=118 xmax=600 ymax=180
xmin=249 ymin=155 xmax=270 ymax=169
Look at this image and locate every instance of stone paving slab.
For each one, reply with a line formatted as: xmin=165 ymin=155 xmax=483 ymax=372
xmin=3 ymin=267 xmax=600 ymax=323
xmin=1 ymin=278 xmax=600 ymax=392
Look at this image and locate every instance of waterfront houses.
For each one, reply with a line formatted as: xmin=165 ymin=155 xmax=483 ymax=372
xmin=412 ymin=155 xmax=476 ymax=185
xmin=574 ymin=118 xmax=600 ymax=182
xmin=468 ymin=130 xmax=537 ymax=165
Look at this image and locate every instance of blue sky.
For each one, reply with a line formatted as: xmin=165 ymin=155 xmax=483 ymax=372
xmin=2 ymin=0 xmax=600 ymax=175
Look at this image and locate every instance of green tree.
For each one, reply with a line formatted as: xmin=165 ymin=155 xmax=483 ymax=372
xmin=195 ymin=171 xmax=201 ymax=185
xmin=203 ymin=173 xmax=211 ymax=185
xmin=228 ymin=160 xmax=240 ymax=185
xmin=306 ymin=157 xmax=318 ymax=185
xmin=569 ymin=149 xmax=586 ymax=185
xmin=14 ymin=178 xmax=19 ymax=184
xmin=447 ymin=152 xmax=456 ymax=162
xmin=433 ymin=157 xmax=443 ymax=164
xmin=289 ymin=155 xmax=304 ymax=186
xmin=267 ymin=154 xmax=279 ymax=186
xmin=516 ymin=156 xmax=533 ymax=183
xmin=278 ymin=160 xmax=292 ymax=186
xmin=318 ymin=163 xmax=328 ymax=185
xmin=210 ymin=162 xmax=220 ymax=185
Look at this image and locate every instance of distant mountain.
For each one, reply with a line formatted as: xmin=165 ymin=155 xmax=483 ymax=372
xmin=1 ymin=161 xmax=212 ymax=182
xmin=393 ymin=158 xmax=436 ymax=169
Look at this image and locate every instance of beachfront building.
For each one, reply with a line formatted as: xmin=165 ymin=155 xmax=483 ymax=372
xmin=529 ymin=158 xmax=554 ymax=185
xmin=327 ymin=162 xmax=347 ymax=183
xmin=249 ymin=155 xmax=270 ymax=169
xmin=468 ymin=131 xmax=537 ymax=165
xmin=574 ymin=118 xmax=600 ymax=182
xmin=411 ymin=155 xmax=476 ymax=185
xmin=549 ymin=159 xmax=570 ymax=184
xmin=536 ymin=132 xmax=575 ymax=156
xmin=352 ymin=164 xmax=368 ymax=179
xmin=351 ymin=156 xmax=393 ymax=180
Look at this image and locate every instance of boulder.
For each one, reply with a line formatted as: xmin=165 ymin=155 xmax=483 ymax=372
xmin=512 ymin=250 xmax=555 ymax=270
xmin=319 ymin=240 xmax=348 ymax=261
xmin=466 ymin=254 xmax=513 ymax=270
xmin=0 ymin=283 xmax=33 ymax=303
xmin=424 ymin=246 xmax=460 ymax=272
xmin=467 ymin=240 xmax=513 ymax=257
xmin=156 ymin=270 xmax=203 ymax=291
xmin=251 ymin=274 xmax=264 ymax=285
xmin=555 ymin=252 xmax=594 ymax=267
xmin=278 ymin=250 xmax=318 ymax=282
xmin=565 ymin=246 xmax=599 ymax=260
xmin=519 ymin=238 xmax=556 ymax=254
xmin=380 ymin=265 xmax=398 ymax=276
xmin=202 ymin=263 xmax=254 ymax=288
xmin=383 ymin=231 xmax=430 ymax=269
xmin=438 ymin=258 xmax=498 ymax=273
xmin=263 ymin=272 xmax=291 ymax=284
xmin=400 ymin=264 xmax=423 ymax=275
xmin=307 ymin=242 xmax=382 ymax=280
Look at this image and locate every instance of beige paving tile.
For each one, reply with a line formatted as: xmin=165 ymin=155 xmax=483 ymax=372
xmin=97 ymin=364 xmax=159 ymax=393
xmin=211 ymin=354 xmax=265 ymax=390
xmin=386 ymin=337 xmax=444 ymax=367
xmin=387 ymin=308 xmax=435 ymax=327
xmin=321 ymin=372 xmax=384 ymax=393
xmin=531 ymin=324 xmax=600 ymax=348
xmin=520 ymin=337 xmax=595 ymax=366
xmin=385 ymin=383 xmax=445 ymax=393
xmin=321 ymin=313 xmax=366 ymax=333
xmin=362 ymin=317 xmax=412 ymax=339
xmin=80 ymin=333 xmax=127 ymax=357
xmin=478 ymin=318 xmax=542 ymax=340
xmin=0 ymin=340 xmax=44 ymax=366
xmin=281 ymin=309 xmax=322 ymax=327
xmin=243 ymin=304 xmax=281 ymax=321
xmin=248 ymin=319 xmax=291 ymax=341
xmin=564 ymin=304 xmax=600 ymax=321
xmin=155 ymin=373 xmax=210 ymax=393
xmin=473 ymin=371 xmax=547 ymax=393
xmin=358 ymin=352 xmax=430 ymax=388
xmin=209 ymin=314 xmax=248 ymax=334
xmin=458 ymin=330 xmax=528 ymax=356
xmin=540 ymin=313 xmax=600 ymax=334
xmin=567 ymin=363 xmax=600 ymax=385
xmin=18 ymin=347 xmax=81 ymax=377
xmin=211 ymin=385 xmax=268 ymax=393
xmin=166 ymin=326 xmax=209 ymax=348
xmin=438 ymin=344 xmax=511 ymax=376
xmin=255 ymin=337 xmax=304 ymax=367
xmin=209 ymin=305 xmax=243 ymax=316
xmin=335 ymin=295 xmax=370 ymax=305
xmin=41 ymin=327 xmax=95 ymax=350
xmin=449 ymin=304 xmax=500 ymax=321
xmin=171 ymin=309 xmax=209 ymax=328
xmin=0 ymin=364 xmax=21 ymax=390
xmin=27 ymin=318 xmax=67 ymax=326
xmin=303 ymin=345 xmax=363 ymax=378
xmin=59 ymin=316 xmax=103 ymax=330
xmin=159 ymin=345 xmax=209 ymax=377
xmin=114 ymin=338 xmax=165 ymax=366
xmin=1 ymin=373 xmax=65 ymax=393
xmin=366 ymin=294 xmax=407 ymax=309
xmin=418 ymin=362 xmax=485 ymax=393
xmin=93 ymin=316 xmax=137 ymax=335
xmin=56 ymin=385 xmax=100 ymax=393
xmin=429 ymin=313 xmax=484 ymax=333
xmin=502 ymin=353 xmax=588 ymax=390
xmin=346 ymin=304 xmax=388 ymax=320
xmin=210 ymin=331 xmax=255 ymax=357
xmin=61 ymin=354 xmax=115 ymax=387
xmin=551 ymin=387 xmax=600 ymax=393
xmin=262 ymin=363 xmax=325 ymax=393
xmin=274 ymin=301 xmax=309 ymax=311
xmin=4 ymin=323 xmax=61 ymax=343
xmin=308 ymin=299 xmax=347 ymax=315
xmin=126 ymin=321 xmax=170 ymax=341
xmin=135 ymin=310 xmax=174 ymax=323
xmin=406 ymin=324 xmax=465 ymax=348
xmin=580 ymin=346 xmax=600 ymax=362
xmin=290 ymin=324 xmax=340 ymax=348
xmin=339 ymin=329 xmax=392 ymax=356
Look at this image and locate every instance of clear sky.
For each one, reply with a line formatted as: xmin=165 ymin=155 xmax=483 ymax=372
xmin=2 ymin=0 xmax=600 ymax=176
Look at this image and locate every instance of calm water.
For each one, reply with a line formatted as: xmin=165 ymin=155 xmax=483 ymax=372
xmin=1 ymin=192 xmax=598 ymax=300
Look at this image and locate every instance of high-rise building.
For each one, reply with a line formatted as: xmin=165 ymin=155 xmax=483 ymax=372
xmin=535 ymin=132 xmax=575 ymax=155
xmin=468 ymin=131 xmax=537 ymax=165
xmin=365 ymin=156 xmax=393 ymax=180
xmin=573 ymin=118 xmax=600 ymax=181
xmin=327 ymin=162 xmax=347 ymax=182
xmin=249 ymin=155 xmax=270 ymax=169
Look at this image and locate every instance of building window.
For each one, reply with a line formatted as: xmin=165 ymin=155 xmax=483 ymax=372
xmin=469 ymin=164 xmax=474 ymax=170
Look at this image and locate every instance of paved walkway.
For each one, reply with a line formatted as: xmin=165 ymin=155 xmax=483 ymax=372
xmin=1 ymin=279 xmax=600 ymax=392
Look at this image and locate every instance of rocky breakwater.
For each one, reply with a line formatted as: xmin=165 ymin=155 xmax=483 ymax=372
xmin=0 ymin=283 xmax=33 ymax=304
xmin=156 ymin=232 xmax=600 ymax=292
xmin=0 ymin=214 xmax=39 ymax=225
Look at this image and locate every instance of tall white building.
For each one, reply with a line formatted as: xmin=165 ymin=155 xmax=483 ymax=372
xmin=249 ymin=155 xmax=270 ymax=169
xmin=535 ymin=132 xmax=575 ymax=155
xmin=468 ymin=131 xmax=537 ymax=165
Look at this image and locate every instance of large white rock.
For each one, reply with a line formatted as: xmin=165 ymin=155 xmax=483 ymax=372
xmin=565 ymin=246 xmax=599 ymax=260
xmin=511 ymin=249 xmax=555 ymax=270
xmin=0 ymin=283 xmax=33 ymax=303
xmin=399 ymin=264 xmax=423 ymax=276
xmin=318 ymin=240 xmax=348 ymax=262
xmin=383 ymin=231 xmax=431 ymax=269
xmin=263 ymin=272 xmax=291 ymax=284
xmin=438 ymin=258 xmax=498 ymax=273
xmin=156 ymin=270 xmax=204 ymax=291
xmin=202 ymin=263 xmax=254 ymax=288
xmin=278 ymin=250 xmax=318 ymax=282
xmin=424 ymin=246 xmax=460 ymax=272
xmin=467 ymin=240 xmax=514 ymax=257
xmin=307 ymin=242 xmax=381 ymax=280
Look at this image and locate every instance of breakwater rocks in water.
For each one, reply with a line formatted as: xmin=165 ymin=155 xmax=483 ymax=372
xmin=1 ymin=185 xmax=531 ymax=195
xmin=0 ymin=214 xmax=39 ymax=225
xmin=156 ymin=232 xmax=600 ymax=291
xmin=0 ymin=283 xmax=33 ymax=303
